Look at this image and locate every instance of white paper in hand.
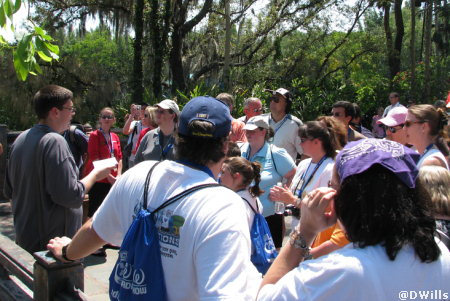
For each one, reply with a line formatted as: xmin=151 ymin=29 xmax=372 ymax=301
xmin=93 ymin=157 xmax=118 ymax=169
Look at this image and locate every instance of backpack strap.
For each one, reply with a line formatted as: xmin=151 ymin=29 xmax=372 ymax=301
xmin=269 ymin=144 xmax=279 ymax=176
xmin=436 ymin=229 xmax=450 ymax=251
xmin=241 ymin=196 xmax=258 ymax=214
xmin=69 ymin=125 xmax=77 ymax=144
xmin=153 ymin=183 xmax=220 ymax=214
xmin=143 ymin=162 xmax=162 ymax=209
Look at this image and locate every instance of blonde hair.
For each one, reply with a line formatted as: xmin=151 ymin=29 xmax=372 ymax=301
xmin=418 ymin=166 xmax=450 ymax=217
xmin=145 ymin=106 xmax=158 ymax=128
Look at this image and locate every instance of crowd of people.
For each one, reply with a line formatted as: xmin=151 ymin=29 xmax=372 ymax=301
xmin=3 ymin=84 xmax=450 ymax=300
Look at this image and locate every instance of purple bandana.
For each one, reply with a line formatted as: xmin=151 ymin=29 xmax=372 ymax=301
xmin=336 ymin=139 xmax=420 ymax=188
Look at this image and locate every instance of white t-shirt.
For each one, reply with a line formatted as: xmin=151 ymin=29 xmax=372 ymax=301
xmin=127 ymin=120 xmax=144 ymax=162
xmin=238 ymin=189 xmax=263 ymax=230
xmin=93 ymin=160 xmax=262 ymax=300
xmin=258 ymin=242 xmax=450 ymax=301
xmin=263 ymin=113 xmax=303 ymax=160
xmin=289 ymin=157 xmax=334 ymax=228
xmin=418 ymin=147 xmax=449 ymax=170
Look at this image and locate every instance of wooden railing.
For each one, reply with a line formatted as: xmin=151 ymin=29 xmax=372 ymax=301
xmin=0 ymin=233 xmax=85 ymax=300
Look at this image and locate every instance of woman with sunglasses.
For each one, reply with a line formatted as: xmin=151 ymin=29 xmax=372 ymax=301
xmin=270 ymin=119 xmax=349 ymax=258
xmin=84 ymin=108 xmax=123 ymax=235
xmin=405 ymin=104 xmax=449 ymax=169
xmin=241 ymin=116 xmax=296 ymax=250
xmin=376 ymin=106 xmax=408 ymax=145
xmin=134 ymin=99 xmax=180 ymax=164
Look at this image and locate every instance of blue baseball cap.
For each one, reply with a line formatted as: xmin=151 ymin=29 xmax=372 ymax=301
xmin=178 ymin=96 xmax=232 ymax=138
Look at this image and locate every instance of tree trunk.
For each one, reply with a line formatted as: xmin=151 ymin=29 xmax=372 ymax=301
xmin=410 ymin=0 xmax=416 ymax=98
xmin=169 ymin=27 xmax=186 ymax=93
xmin=423 ymin=0 xmax=433 ymax=102
xmin=393 ymin=0 xmax=404 ymax=76
xmin=131 ymin=0 xmax=145 ymax=104
xmin=223 ymin=0 xmax=232 ymax=91
xmin=383 ymin=4 xmax=396 ymax=80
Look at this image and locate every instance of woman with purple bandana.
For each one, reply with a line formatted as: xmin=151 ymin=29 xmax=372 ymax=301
xmin=258 ymin=139 xmax=450 ymax=301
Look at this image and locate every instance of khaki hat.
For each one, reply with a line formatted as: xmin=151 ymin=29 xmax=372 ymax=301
xmin=243 ymin=116 xmax=269 ymax=130
xmin=156 ymin=99 xmax=180 ymax=116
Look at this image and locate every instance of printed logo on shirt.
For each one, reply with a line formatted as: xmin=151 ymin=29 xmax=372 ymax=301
xmin=156 ymin=209 xmax=185 ymax=249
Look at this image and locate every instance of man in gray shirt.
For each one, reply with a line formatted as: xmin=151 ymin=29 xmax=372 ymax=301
xmin=4 ymin=85 xmax=113 ymax=253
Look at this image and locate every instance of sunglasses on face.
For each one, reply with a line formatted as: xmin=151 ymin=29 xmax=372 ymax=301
xmin=404 ymin=120 xmax=424 ymax=127
xmin=384 ymin=124 xmax=404 ymax=133
xmin=156 ymin=109 xmax=170 ymax=114
xmin=252 ymin=108 xmax=263 ymax=113
xmin=101 ymin=115 xmax=114 ymax=120
xmin=270 ymin=96 xmax=281 ymax=103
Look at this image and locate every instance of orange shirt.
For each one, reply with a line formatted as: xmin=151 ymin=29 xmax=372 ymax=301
xmin=312 ymin=221 xmax=349 ymax=248
xmin=229 ymin=119 xmax=247 ymax=143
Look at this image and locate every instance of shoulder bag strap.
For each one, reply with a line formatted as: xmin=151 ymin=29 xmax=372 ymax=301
xmin=241 ymin=196 xmax=257 ymax=214
xmin=436 ymin=229 xmax=450 ymax=251
xmin=153 ymin=183 xmax=220 ymax=214
xmin=142 ymin=161 xmax=162 ymax=210
xmin=269 ymin=144 xmax=279 ymax=176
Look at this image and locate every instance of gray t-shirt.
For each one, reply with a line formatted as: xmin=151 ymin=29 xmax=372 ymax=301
xmin=4 ymin=124 xmax=85 ymax=253
xmin=134 ymin=128 xmax=176 ymax=164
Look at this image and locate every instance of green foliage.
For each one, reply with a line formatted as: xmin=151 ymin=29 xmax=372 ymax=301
xmin=1 ymin=0 xmax=60 ymax=81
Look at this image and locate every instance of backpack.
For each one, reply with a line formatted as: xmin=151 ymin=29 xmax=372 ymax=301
xmin=109 ymin=162 xmax=219 ymax=300
xmin=241 ymin=197 xmax=278 ymax=274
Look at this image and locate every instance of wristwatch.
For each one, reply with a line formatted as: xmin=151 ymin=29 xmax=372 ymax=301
xmin=62 ymin=244 xmax=75 ymax=262
xmin=289 ymin=229 xmax=312 ymax=260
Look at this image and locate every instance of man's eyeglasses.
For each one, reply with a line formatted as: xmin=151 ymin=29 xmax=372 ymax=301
xmin=331 ymin=112 xmax=342 ymax=117
xmin=404 ymin=120 xmax=424 ymax=127
xmin=62 ymin=106 xmax=76 ymax=113
xmin=384 ymin=124 xmax=404 ymax=133
xmin=101 ymin=115 xmax=114 ymax=120
xmin=253 ymin=108 xmax=263 ymax=113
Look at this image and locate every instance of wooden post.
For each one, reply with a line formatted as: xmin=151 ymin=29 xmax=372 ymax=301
xmin=33 ymin=251 xmax=84 ymax=301
xmin=0 ymin=124 xmax=7 ymax=200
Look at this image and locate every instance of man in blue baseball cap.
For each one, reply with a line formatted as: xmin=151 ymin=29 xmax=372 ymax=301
xmin=47 ymin=96 xmax=262 ymax=300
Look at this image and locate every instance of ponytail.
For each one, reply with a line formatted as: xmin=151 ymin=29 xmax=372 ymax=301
xmin=249 ymin=161 xmax=264 ymax=197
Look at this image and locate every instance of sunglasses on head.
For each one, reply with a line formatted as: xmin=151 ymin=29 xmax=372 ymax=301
xmin=384 ymin=124 xmax=404 ymax=133
xmin=101 ymin=115 xmax=114 ymax=120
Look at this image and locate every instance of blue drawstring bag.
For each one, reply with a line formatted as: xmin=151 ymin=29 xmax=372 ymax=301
xmin=109 ymin=162 xmax=218 ymax=300
xmin=242 ymin=197 xmax=278 ymax=274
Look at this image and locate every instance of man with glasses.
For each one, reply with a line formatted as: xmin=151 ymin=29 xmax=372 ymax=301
xmin=376 ymin=106 xmax=408 ymax=145
xmin=382 ymin=92 xmax=405 ymax=118
xmin=238 ymin=97 xmax=264 ymax=124
xmin=331 ymin=101 xmax=366 ymax=143
xmin=4 ymin=85 xmax=113 ymax=253
xmin=262 ymin=88 xmax=303 ymax=160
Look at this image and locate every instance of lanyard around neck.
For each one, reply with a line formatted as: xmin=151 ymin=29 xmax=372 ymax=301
xmin=158 ymin=130 xmax=174 ymax=159
xmin=270 ymin=114 xmax=289 ymax=134
xmin=99 ymin=128 xmax=114 ymax=156
xmin=421 ymin=143 xmax=435 ymax=159
xmin=294 ymin=156 xmax=327 ymax=198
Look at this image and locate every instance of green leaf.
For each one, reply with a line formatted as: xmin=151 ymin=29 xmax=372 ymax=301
xmin=34 ymin=26 xmax=53 ymax=41
xmin=35 ymin=38 xmax=53 ymax=62
xmin=0 ymin=4 xmax=7 ymax=28
xmin=13 ymin=50 xmax=29 ymax=81
xmin=33 ymin=60 xmax=42 ymax=74
xmin=13 ymin=0 xmax=21 ymax=14
xmin=44 ymin=41 xmax=59 ymax=54
xmin=0 ymin=35 xmax=6 ymax=45
xmin=36 ymin=50 xmax=52 ymax=62
xmin=4 ymin=0 xmax=13 ymax=18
